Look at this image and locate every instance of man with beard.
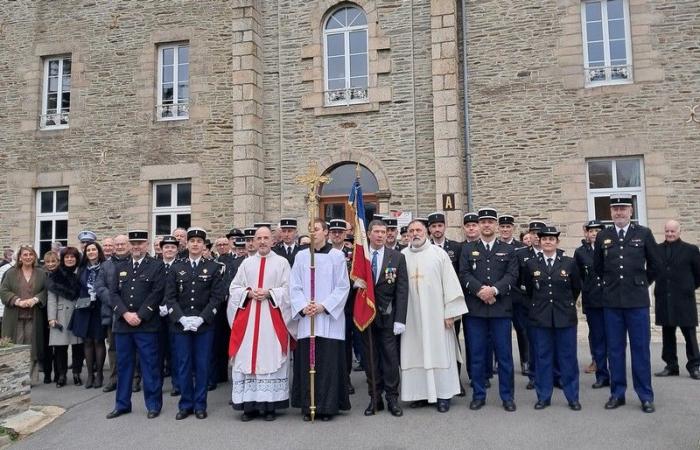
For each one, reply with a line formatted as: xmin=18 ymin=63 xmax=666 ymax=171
xmin=384 ymin=218 xmax=404 ymax=251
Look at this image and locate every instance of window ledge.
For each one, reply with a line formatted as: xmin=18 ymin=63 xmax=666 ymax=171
xmin=39 ymin=125 xmax=69 ymax=131
xmin=312 ymin=102 xmax=379 ymax=117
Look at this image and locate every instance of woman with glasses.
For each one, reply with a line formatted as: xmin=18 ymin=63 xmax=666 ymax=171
xmin=0 ymin=244 xmax=48 ymax=384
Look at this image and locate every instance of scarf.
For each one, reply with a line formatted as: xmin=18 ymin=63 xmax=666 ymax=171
xmin=47 ymin=267 xmax=81 ymax=301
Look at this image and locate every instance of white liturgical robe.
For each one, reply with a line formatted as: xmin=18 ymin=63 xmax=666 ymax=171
xmin=400 ymin=238 xmax=468 ymax=402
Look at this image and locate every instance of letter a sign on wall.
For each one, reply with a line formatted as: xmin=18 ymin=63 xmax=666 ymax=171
xmin=442 ymin=194 xmax=455 ymax=211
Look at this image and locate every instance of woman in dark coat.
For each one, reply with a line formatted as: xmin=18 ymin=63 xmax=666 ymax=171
xmin=47 ymin=247 xmax=84 ymax=387
xmin=70 ymin=242 xmax=108 ymax=388
xmin=0 ymin=244 xmax=47 ymax=384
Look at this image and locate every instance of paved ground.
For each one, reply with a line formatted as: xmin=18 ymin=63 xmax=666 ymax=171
xmin=10 ymin=343 xmax=700 ymax=450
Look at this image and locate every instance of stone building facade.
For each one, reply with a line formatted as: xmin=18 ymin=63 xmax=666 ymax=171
xmin=0 ymin=0 xmax=698 ymax=256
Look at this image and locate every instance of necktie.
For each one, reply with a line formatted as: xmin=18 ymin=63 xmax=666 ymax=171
xmin=618 ymin=228 xmax=625 ymax=240
xmin=286 ymin=246 xmax=292 ymax=257
xmin=133 ymin=261 xmax=139 ymax=271
xmin=485 ymin=243 xmax=491 ymax=252
xmin=547 ymin=258 xmax=553 ymax=271
xmin=191 ymin=260 xmax=197 ymax=270
xmin=372 ymin=250 xmax=378 ymax=282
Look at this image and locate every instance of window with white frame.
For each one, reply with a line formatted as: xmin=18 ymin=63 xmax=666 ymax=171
xmin=324 ymin=5 xmax=368 ymax=106
xmin=152 ymin=181 xmax=191 ymax=237
xmin=157 ymin=43 xmax=189 ymax=120
xmin=587 ymin=157 xmax=646 ymax=225
xmin=581 ymin=0 xmax=633 ymax=87
xmin=41 ymin=56 xmax=71 ymax=129
xmin=35 ymin=189 xmax=69 ymax=258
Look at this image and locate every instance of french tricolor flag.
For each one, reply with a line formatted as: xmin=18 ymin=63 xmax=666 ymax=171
xmin=348 ymin=176 xmax=376 ymax=331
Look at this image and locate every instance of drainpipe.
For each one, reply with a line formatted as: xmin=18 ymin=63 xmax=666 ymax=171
xmin=460 ymin=0 xmax=473 ymax=212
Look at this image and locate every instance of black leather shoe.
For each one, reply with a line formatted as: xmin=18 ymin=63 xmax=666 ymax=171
xmin=604 ymin=397 xmax=625 ymax=409
xmin=534 ymin=400 xmax=550 ymax=410
xmin=73 ymin=374 xmax=82 ymax=386
xmin=320 ymin=414 xmax=332 ymax=422
xmin=592 ymin=380 xmax=610 ymax=389
xmin=102 ymin=383 xmax=116 ymax=393
xmin=437 ymin=399 xmax=450 ymax=413
xmin=132 ymin=381 xmax=141 ymax=393
xmin=503 ymin=400 xmax=516 ymax=412
xmin=147 ymin=410 xmax=160 ymax=419
xmin=654 ymin=367 xmax=679 ymax=377
xmin=106 ymin=409 xmax=130 ymax=419
xmin=195 ymin=410 xmax=207 ymax=419
xmin=43 ymin=374 xmax=52 ymax=384
xmin=302 ymin=414 xmax=311 ymax=422
xmin=387 ymin=401 xmax=403 ymax=417
xmin=364 ymin=400 xmax=384 ymax=416
xmin=569 ymin=401 xmax=582 ymax=411
xmin=241 ymin=412 xmax=256 ymax=422
xmin=263 ymin=412 xmax=276 ymax=421
xmin=641 ymin=401 xmax=655 ymax=413
xmin=409 ymin=400 xmax=428 ymax=408
xmin=526 ymin=381 xmax=535 ymax=390
xmin=175 ymin=409 xmax=193 ymax=420
xmin=170 ymin=388 xmax=181 ymax=397
xmin=690 ymin=369 xmax=700 ymax=380
xmin=469 ymin=399 xmax=485 ymax=410
xmin=56 ymin=376 xmax=66 ymax=388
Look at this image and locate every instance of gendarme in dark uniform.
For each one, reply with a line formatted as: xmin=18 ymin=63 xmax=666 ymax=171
xmin=523 ymin=227 xmax=582 ymax=411
xmin=164 ymin=227 xmax=226 ymax=420
xmin=458 ymin=208 xmax=518 ymax=412
xmin=107 ymin=230 xmax=165 ymax=419
xmin=573 ymin=220 xmax=609 ymax=388
xmin=384 ymin=218 xmax=405 ymax=251
xmin=593 ymin=194 xmax=661 ymax=413
xmin=272 ymin=218 xmax=302 ymax=267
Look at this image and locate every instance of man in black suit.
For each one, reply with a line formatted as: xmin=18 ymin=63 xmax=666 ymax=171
xmin=428 ymin=212 xmax=462 ymax=274
xmin=361 ymin=219 xmax=408 ymax=417
xmin=272 ymin=218 xmax=301 ymax=267
xmin=653 ymin=219 xmax=700 ymax=380
xmin=459 ymin=208 xmax=519 ymax=412
xmin=594 ymin=194 xmax=661 ymax=413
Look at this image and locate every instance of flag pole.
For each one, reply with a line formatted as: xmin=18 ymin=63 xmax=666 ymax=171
xmin=296 ymin=164 xmax=331 ymax=423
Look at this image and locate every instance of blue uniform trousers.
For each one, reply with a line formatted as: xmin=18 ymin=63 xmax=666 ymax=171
xmin=586 ymin=307 xmax=609 ymax=384
xmin=173 ymin=329 xmax=214 ymax=412
xmin=531 ymin=326 xmax=579 ymax=403
xmin=114 ymin=332 xmax=162 ymax=413
xmin=604 ymin=307 xmax=653 ymax=402
xmin=466 ymin=316 xmax=514 ymax=402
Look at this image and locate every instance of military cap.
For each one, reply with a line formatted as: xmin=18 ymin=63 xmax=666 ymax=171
xmin=128 ymin=230 xmax=148 ymax=242
xmin=584 ymin=219 xmax=604 ymax=230
xmin=329 ymin=219 xmax=348 ymax=231
xmin=187 ymin=227 xmax=207 ymax=241
xmin=537 ymin=226 xmax=561 ymax=238
xmin=427 ymin=212 xmax=446 ymax=225
xmin=463 ymin=212 xmax=479 ymax=224
xmin=159 ymin=235 xmax=179 ymax=248
xmin=528 ymin=221 xmax=547 ymax=232
xmin=400 ymin=226 xmax=408 ymax=235
xmin=234 ymin=237 xmax=246 ymax=247
xmin=243 ymin=227 xmax=257 ymax=238
xmin=478 ymin=208 xmax=498 ymax=221
xmin=498 ymin=215 xmax=515 ymax=226
xmin=78 ymin=230 xmax=97 ymax=243
xmin=253 ymin=222 xmax=272 ymax=229
xmin=279 ymin=218 xmax=297 ymax=229
xmin=226 ymin=228 xmax=243 ymax=239
xmin=415 ymin=217 xmax=429 ymax=228
xmin=384 ymin=218 xmax=398 ymax=228
xmin=609 ymin=194 xmax=633 ymax=206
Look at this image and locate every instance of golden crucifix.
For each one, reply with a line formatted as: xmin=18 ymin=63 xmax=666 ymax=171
xmin=294 ymin=163 xmax=331 ymax=423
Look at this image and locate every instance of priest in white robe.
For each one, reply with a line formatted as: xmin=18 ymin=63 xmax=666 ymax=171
xmin=289 ymin=218 xmax=351 ymax=421
xmin=400 ymin=219 xmax=468 ymax=413
xmin=227 ymin=226 xmax=292 ymax=422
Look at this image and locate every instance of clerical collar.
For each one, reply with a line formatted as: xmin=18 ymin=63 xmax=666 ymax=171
xmin=315 ymin=243 xmax=333 ymax=254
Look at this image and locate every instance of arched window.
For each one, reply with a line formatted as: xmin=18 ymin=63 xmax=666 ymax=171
xmin=319 ymin=163 xmax=378 ymax=223
xmin=324 ymin=5 xmax=368 ymax=106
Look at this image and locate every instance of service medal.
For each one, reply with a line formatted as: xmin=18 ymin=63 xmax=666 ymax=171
xmin=603 ymin=239 xmax=612 ymax=245
xmin=203 ymin=268 xmax=207 ymax=274
xmin=471 ymin=251 xmax=479 ymax=257
xmin=533 ymin=271 xmax=541 ymax=277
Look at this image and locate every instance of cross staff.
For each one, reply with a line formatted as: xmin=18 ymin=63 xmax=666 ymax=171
xmin=295 ymin=163 xmax=331 ymax=423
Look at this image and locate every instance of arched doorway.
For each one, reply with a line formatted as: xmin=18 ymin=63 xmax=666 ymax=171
xmin=319 ymin=163 xmax=379 ymax=223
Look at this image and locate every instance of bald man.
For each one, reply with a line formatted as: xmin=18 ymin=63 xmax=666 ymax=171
xmin=653 ymin=220 xmax=700 ymax=380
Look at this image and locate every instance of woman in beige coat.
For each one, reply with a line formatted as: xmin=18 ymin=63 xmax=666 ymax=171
xmin=46 ymin=247 xmax=83 ymax=387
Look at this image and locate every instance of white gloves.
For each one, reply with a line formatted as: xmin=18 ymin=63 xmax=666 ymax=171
xmin=159 ymin=305 xmax=168 ymax=317
xmin=179 ymin=316 xmax=204 ymax=331
xmin=393 ymin=322 xmax=406 ymax=336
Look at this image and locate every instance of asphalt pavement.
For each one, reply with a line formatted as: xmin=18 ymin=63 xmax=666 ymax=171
xmin=10 ymin=343 xmax=700 ymax=450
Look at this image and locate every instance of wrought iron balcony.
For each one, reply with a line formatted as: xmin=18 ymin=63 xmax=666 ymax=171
xmin=325 ymin=87 xmax=368 ymax=106
xmin=584 ymin=64 xmax=633 ymax=87
xmin=40 ymin=111 xmax=69 ymax=129
xmin=156 ymin=102 xmax=189 ymax=120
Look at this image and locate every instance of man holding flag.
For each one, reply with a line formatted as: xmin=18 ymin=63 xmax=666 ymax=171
xmin=358 ymin=219 xmax=408 ymax=417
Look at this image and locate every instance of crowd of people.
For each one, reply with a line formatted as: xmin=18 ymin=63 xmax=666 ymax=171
xmin=0 ymin=193 xmax=698 ymax=422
